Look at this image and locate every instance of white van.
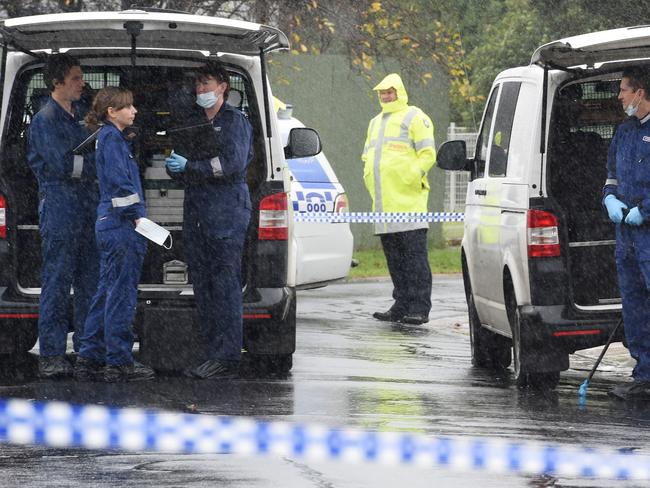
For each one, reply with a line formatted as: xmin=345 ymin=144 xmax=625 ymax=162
xmin=435 ymin=27 xmax=650 ymax=388
xmin=0 ymin=9 xmax=349 ymax=374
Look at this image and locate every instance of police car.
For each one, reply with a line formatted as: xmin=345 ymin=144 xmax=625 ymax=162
xmin=0 ymin=8 xmax=352 ymax=374
xmin=276 ymin=103 xmax=353 ymax=288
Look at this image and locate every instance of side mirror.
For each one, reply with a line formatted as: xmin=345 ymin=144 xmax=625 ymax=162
xmin=284 ymin=127 xmax=322 ymax=159
xmin=437 ymin=140 xmax=471 ymax=171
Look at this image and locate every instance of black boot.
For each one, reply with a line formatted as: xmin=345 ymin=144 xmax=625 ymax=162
xmin=104 ymin=361 xmax=155 ymax=382
xmin=402 ymin=314 xmax=429 ymax=325
xmin=609 ymin=380 xmax=650 ymax=400
xmin=73 ymin=356 xmax=105 ymax=381
xmin=186 ymin=359 xmax=239 ymax=379
xmin=38 ymin=355 xmax=73 ymax=379
xmin=372 ymin=310 xmax=404 ymax=322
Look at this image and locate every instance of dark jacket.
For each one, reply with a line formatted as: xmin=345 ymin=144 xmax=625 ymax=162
xmin=604 ymin=114 xmax=650 ymax=218
xmin=170 ymin=102 xmax=253 ymax=239
xmin=27 ymin=97 xmax=97 ymax=238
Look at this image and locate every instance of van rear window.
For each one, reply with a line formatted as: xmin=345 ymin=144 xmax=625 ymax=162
xmin=548 ymin=78 xmax=623 ymax=219
xmin=555 ymin=80 xmax=621 ymax=142
xmin=22 ymin=68 xmax=250 ymax=127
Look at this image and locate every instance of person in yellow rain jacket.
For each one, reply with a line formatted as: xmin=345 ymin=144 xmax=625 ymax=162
xmin=362 ymin=73 xmax=437 ymax=325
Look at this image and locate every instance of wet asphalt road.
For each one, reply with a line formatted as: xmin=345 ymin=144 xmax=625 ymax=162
xmin=0 ymin=275 xmax=649 ymax=487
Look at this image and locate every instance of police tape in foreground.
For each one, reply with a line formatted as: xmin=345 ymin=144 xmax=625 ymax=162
xmin=294 ymin=212 xmax=465 ymax=224
xmin=0 ymin=398 xmax=648 ymax=480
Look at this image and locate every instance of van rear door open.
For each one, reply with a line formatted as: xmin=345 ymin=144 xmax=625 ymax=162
xmin=0 ymin=11 xmax=288 ymax=54
xmin=531 ymin=26 xmax=650 ymax=69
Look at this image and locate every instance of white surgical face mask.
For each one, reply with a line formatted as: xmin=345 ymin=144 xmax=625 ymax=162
xmin=626 ymin=91 xmax=641 ymax=117
xmin=135 ymin=217 xmax=172 ymax=249
xmin=196 ymin=91 xmax=218 ymax=109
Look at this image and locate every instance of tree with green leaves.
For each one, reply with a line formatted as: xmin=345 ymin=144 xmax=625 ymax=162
xmin=1 ymin=0 xmax=649 ymax=126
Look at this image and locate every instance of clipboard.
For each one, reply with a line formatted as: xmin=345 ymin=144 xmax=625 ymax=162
xmin=72 ymin=128 xmax=101 ymax=155
xmin=167 ymin=116 xmax=219 ymax=161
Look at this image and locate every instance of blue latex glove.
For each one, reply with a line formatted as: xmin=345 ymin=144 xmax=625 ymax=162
xmin=626 ymin=206 xmax=644 ymax=226
xmin=604 ymin=194 xmax=628 ymax=224
xmin=165 ymin=151 xmax=187 ymax=173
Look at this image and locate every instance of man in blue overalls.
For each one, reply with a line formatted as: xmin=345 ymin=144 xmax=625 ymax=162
xmin=166 ymin=62 xmax=253 ymax=379
xmin=604 ymin=67 xmax=650 ymax=400
xmin=27 ymin=54 xmax=99 ymax=378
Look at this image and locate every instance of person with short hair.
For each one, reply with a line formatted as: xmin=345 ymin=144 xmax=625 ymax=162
xmin=27 ymin=53 xmax=99 ymax=378
xmin=165 ymin=61 xmax=253 ymax=379
xmin=73 ymin=86 xmax=155 ymax=382
xmin=604 ymin=67 xmax=650 ymax=400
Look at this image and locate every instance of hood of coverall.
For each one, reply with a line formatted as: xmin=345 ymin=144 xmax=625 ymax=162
xmin=374 ymin=73 xmax=409 ymax=113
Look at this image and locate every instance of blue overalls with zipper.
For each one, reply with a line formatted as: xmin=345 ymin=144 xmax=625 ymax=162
xmin=169 ymin=103 xmax=253 ymax=365
xmin=604 ymin=112 xmax=650 ymax=382
xmin=27 ymin=97 xmax=99 ymax=356
xmin=79 ymin=122 xmax=147 ymax=366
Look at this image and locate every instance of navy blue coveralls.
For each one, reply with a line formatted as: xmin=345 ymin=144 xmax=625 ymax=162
xmin=27 ymin=97 xmax=99 ymax=356
xmin=604 ymin=112 xmax=650 ymax=382
xmin=79 ymin=122 xmax=147 ymax=366
xmin=170 ymin=103 xmax=253 ymax=365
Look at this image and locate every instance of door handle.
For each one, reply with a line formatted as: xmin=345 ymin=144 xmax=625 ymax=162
xmin=474 ymin=189 xmax=487 ymax=196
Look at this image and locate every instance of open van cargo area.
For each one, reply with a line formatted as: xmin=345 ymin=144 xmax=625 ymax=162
xmin=548 ymin=78 xmax=623 ymax=307
xmin=3 ymin=63 xmax=266 ymax=291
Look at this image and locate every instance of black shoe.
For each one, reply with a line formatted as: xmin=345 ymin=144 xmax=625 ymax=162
xmin=104 ymin=361 xmax=156 ymax=383
xmin=608 ymin=381 xmax=650 ymax=400
xmin=38 ymin=355 xmax=73 ymax=379
xmin=73 ymin=356 xmax=105 ymax=382
xmin=401 ymin=314 xmax=429 ymax=325
xmin=186 ymin=359 xmax=239 ymax=379
xmin=372 ymin=310 xmax=404 ymax=322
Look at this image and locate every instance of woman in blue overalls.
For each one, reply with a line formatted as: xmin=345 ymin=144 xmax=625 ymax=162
xmin=73 ymin=87 xmax=155 ymax=382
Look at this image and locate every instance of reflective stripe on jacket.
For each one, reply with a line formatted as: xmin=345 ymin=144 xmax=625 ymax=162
xmin=95 ymin=122 xmax=146 ymax=223
xmin=361 ymin=74 xmax=436 ymax=227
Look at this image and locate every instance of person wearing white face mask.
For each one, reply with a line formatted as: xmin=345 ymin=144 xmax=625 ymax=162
xmin=361 ymin=73 xmax=436 ymax=325
xmin=165 ymin=62 xmax=253 ymax=380
xmin=603 ymin=67 xmax=650 ymax=400
xmin=196 ymin=90 xmax=219 ymax=109
xmin=624 ymin=89 xmax=642 ymax=117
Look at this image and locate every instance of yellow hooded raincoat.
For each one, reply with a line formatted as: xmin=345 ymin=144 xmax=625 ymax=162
xmin=361 ymin=73 xmax=436 ymax=234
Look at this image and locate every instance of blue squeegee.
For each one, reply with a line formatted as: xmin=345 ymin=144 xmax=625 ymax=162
xmin=578 ymin=317 xmax=624 ymax=406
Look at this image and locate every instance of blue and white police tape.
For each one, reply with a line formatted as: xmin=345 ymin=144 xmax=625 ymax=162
xmin=294 ymin=212 xmax=465 ymax=224
xmin=0 ymin=398 xmax=649 ymax=480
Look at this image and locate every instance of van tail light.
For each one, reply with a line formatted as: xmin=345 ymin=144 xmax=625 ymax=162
xmin=334 ymin=193 xmax=349 ymax=213
xmin=0 ymin=195 xmax=6 ymax=239
xmin=259 ymin=192 xmax=288 ymax=240
xmin=527 ymin=209 xmax=560 ymax=257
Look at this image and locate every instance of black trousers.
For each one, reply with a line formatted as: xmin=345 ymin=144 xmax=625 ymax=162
xmin=380 ymin=229 xmax=432 ymax=316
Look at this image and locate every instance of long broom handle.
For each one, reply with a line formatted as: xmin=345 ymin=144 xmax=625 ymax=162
xmin=585 ymin=316 xmax=624 ymax=384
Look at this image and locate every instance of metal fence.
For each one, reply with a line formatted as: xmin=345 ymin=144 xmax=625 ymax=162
xmin=443 ymin=123 xmax=476 ymax=212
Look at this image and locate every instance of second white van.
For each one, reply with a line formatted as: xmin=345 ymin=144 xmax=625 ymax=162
xmin=435 ymin=27 xmax=649 ymax=388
